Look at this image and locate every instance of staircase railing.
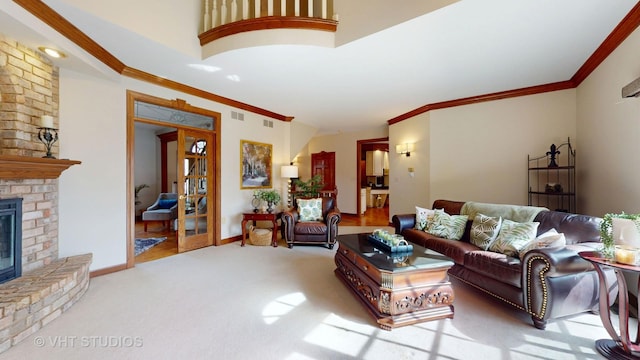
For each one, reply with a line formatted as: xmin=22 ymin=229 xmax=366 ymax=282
xmin=199 ymin=0 xmax=337 ymax=45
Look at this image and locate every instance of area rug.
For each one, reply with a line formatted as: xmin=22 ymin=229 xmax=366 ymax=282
xmin=135 ymin=237 xmax=167 ymax=256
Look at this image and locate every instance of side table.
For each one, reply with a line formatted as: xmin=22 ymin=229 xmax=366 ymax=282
xmin=241 ymin=212 xmax=278 ymax=247
xmin=579 ymin=251 xmax=639 ymax=359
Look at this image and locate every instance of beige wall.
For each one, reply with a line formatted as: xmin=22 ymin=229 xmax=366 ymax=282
xmin=57 ymin=68 xmax=289 ymax=271
xmin=305 ymin=125 xmax=388 ymax=214
xmin=389 ymin=89 xmax=577 ymax=216
xmin=577 ymin=26 xmax=640 ymax=217
xmin=389 ymin=112 xmax=430 ymax=219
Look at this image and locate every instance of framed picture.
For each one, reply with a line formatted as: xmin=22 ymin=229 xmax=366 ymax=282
xmin=240 ymin=140 xmax=273 ymax=189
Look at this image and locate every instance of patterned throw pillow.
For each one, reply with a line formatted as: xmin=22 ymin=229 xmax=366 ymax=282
xmin=297 ymin=198 xmax=323 ymax=222
xmin=470 ymin=213 xmax=502 ymax=250
xmin=518 ymin=228 xmax=566 ymax=260
xmin=415 ymin=207 xmax=443 ymax=231
xmin=426 ymin=211 xmax=468 ymax=240
xmin=489 ymin=219 xmax=539 ymax=257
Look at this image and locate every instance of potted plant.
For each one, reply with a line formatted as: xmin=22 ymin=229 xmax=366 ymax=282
xmin=600 ymin=212 xmax=640 ymax=260
xmin=293 ymin=175 xmax=324 ymax=198
xmin=257 ymin=189 xmax=281 ymax=213
xmin=134 ymin=184 xmax=149 ymax=206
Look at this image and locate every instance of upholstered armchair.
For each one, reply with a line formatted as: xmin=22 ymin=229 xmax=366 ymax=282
xmin=281 ymin=196 xmax=341 ymax=249
xmin=142 ymin=193 xmax=178 ymax=232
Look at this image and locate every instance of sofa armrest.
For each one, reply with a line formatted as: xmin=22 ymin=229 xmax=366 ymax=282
xmin=392 ymin=214 xmax=416 ymax=234
xmin=281 ymin=209 xmax=299 ymax=242
xmin=521 ymin=244 xmax=609 ymax=328
xmin=325 ymin=208 xmax=341 ymax=225
xmin=523 ymin=246 xmax=595 ymax=277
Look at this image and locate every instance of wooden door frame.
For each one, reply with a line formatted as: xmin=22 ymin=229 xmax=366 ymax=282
xmin=126 ymin=90 xmax=222 ymax=269
xmin=356 ymin=137 xmax=389 ymax=216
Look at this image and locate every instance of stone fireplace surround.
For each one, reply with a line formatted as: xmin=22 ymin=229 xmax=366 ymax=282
xmin=0 ymin=156 xmax=90 ymax=354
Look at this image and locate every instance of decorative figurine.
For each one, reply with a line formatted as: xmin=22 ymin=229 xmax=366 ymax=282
xmin=546 ymin=143 xmax=560 ymax=167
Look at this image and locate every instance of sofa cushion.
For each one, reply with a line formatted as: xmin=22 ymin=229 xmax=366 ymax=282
xmin=415 ymin=206 xmax=442 ymax=231
xmin=519 ymin=229 xmax=567 ymax=260
xmin=294 ymin=221 xmax=327 ymax=235
xmin=402 ymin=229 xmax=478 ymax=264
xmin=489 ymin=219 xmax=539 ymax=257
xmin=297 ymin=198 xmax=323 ymax=221
xmin=427 ymin=212 xmax=468 ymax=240
xmin=464 ymin=250 xmax=523 ymax=288
xmin=470 ymin=214 xmax=502 ymax=250
xmin=157 ymin=199 xmax=177 ymax=209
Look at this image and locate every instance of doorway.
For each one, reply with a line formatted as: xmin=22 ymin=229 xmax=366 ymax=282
xmin=126 ymin=91 xmax=221 ymax=268
xmin=356 ymin=138 xmax=389 ymax=219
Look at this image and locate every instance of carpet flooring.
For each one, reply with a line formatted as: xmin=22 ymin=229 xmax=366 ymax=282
xmin=134 ymin=237 xmax=167 ymax=256
xmin=2 ymin=226 xmax=622 ymax=359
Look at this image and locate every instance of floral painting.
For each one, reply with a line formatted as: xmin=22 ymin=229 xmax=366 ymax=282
xmin=241 ymin=140 xmax=272 ymax=189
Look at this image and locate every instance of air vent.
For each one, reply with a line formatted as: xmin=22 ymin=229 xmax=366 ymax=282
xmin=231 ymin=111 xmax=244 ymax=121
xmin=263 ymin=119 xmax=273 ymax=128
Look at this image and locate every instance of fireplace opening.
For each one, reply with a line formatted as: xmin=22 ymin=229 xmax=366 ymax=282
xmin=0 ymin=198 xmax=22 ymax=284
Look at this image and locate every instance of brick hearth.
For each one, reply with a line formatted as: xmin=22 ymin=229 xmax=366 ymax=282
xmin=0 ymin=35 xmax=90 ymax=355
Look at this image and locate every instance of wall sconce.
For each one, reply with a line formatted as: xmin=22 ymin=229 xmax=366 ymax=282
xmin=281 ymin=164 xmax=299 ymax=208
xmin=396 ymin=143 xmax=414 ymax=157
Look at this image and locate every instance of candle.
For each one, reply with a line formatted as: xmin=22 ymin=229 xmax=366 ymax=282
xmin=615 ymin=245 xmax=639 ymax=265
xmin=41 ymin=115 xmax=54 ymax=128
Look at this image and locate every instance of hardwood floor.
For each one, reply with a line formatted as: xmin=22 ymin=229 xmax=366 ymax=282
xmin=134 ymin=221 xmax=178 ymax=264
xmin=340 ymin=205 xmax=390 ymax=226
xmin=134 ymin=205 xmax=390 ymax=263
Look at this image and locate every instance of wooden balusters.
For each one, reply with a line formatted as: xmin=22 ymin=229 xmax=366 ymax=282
xmin=242 ymin=0 xmax=249 ymax=20
xmin=220 ymin=0 xmax=227 ymax=25
xmin=201 ymin=0 xmax=337 ymax=35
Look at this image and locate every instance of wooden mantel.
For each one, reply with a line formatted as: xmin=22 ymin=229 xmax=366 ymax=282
xmin=0 ymin=155 xmax=81 ymax=179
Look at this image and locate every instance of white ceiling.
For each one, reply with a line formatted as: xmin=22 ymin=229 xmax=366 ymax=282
xmin=1 ymin=0 xmax=637 ymax=135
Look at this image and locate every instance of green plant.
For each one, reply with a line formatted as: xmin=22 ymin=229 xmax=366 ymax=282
xmin=257 ymin=189 xmax=281 ymax=204
xmin=134 ymin=184 xmax=149 ymax=205
xmin=600 ymin=212 xmax=640 ymax=258
xmin=293 ymin=175 xmax=324 ymax=198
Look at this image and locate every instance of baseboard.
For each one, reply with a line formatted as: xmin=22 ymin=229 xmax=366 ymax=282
xmin=221 ymin=235 xmax=242 ymax=245
xmin=90 ymin=263 xmax=127 ymax=278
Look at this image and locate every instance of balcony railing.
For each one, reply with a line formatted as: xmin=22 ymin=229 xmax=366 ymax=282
xmin=199 ymin=0 xmax=337 ymax=46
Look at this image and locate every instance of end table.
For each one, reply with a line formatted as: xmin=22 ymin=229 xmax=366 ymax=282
xmin=241 ymin=212 xmax=278 ymax=247
xmin=579 ymin=251 xmax=640 ymax=359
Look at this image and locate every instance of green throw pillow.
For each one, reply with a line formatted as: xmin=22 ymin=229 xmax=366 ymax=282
xmin=297 ymin=198 xmax=323 ymax=222
xmin=489 ymin=219 xmax=539 ymax=257
xmin=426 ymin=211 xmax=468 ymax=240
xmin=470 ymin=213 xmax=502 ymax=250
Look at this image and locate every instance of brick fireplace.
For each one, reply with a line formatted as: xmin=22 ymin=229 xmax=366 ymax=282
xmin=0 ymin=35 xmax=90 ymax=355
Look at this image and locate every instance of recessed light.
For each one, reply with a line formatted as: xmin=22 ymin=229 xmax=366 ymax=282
xmin=38 ymin=47 xmax=66 ymax=58
xmin=226 ymin=75 xmax=240 ymax=82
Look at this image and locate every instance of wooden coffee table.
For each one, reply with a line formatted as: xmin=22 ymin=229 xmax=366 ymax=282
xmin=334 ymin=233 xmax=455 ymax=330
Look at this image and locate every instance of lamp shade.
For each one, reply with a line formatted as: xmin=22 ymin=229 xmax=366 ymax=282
xmin=281 ymin=165 xmax=298 ymax=178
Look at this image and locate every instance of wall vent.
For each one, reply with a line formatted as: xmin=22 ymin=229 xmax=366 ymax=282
xmin=263 ymin=119 xmax=273 ymax=128
xmin=231 ymin=111 xmax=244 ymax=121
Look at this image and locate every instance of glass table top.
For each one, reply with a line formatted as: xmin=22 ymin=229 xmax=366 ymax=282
xmin=337 ymin=233 xmax=454 ymax=272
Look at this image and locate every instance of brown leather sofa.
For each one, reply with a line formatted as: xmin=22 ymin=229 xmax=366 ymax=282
xmin=281 ymin=197 xmax=341 ymax=249
xmin=392 ymin=199 xmax=617 ymax=329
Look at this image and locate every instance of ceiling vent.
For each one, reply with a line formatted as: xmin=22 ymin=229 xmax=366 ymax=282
xmin=622 ymin=77 xmax=640 ymax=98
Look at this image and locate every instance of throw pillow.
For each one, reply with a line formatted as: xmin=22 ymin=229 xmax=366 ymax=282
xmin=470 ymin=213 xmax=502 ymax=250
xmin=426 ymin=211 xmax=468 ymax=240
xmin=415 ymin=206 xmax=443 ymax=231
xmin=157 ymin=199 xmax=177 ymax=209
xmin=297 ymin=198 xmax=323 ymax=222
xmin=518 ymin=229 xmax=567 ymax=260
xmin=489 ymin=219 xmax=540 ymax=257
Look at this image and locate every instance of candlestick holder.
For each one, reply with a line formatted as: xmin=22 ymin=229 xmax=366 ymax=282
xmin=37 ymin=127 xmax=58 ymax=159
